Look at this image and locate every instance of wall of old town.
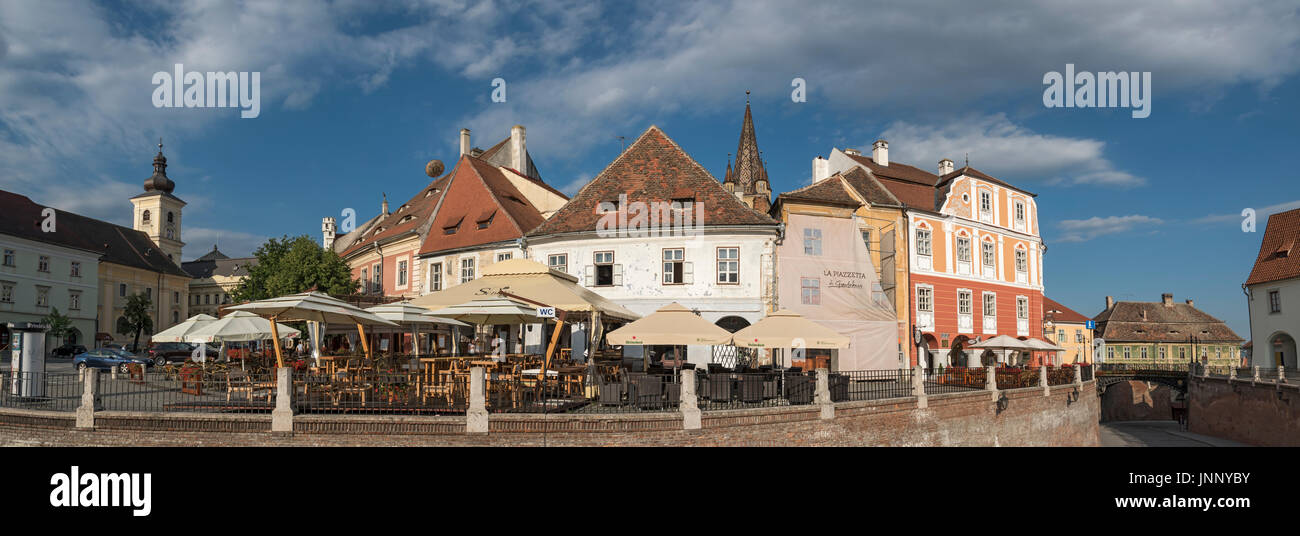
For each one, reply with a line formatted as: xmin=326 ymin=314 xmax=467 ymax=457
xmin=0 ymin=381 xmax=1098 ymax=447
xmin=1099 ymin=380 xmax=1177 ymax=422
xmin=1188 ymin=375 xmax=1300 ymax=446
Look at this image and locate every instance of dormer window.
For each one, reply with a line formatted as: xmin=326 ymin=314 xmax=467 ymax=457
xmin=443 ymin=215 xmax=464 ymax=235
xmin=425 ymin=188 xmax=440 ymax=198
xmin=476 ymin=210 xmax=496 ymax=230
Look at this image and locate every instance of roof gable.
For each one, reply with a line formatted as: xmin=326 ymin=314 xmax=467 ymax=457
xmin=418 ymin=155 xmax=546 ymax=255
xmin=340 ymin=174 xmax=450 ymax=258
xmin=529 ymin=126 xmax=776 ymax=237
xmin=1246 ymin=208 xmax=1300 ymax=286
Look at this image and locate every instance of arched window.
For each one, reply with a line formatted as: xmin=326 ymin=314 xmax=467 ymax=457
xmin=166 ymin=211 xmax=174 ymax=223
xmin=141 ymin=210 xmax=151 ymax=223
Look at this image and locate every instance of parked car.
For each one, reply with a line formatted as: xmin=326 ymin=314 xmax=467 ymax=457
xmin=50 ymin=343 xmax=87 ymax=358
xmin=142 ymin=342 xmax=195 ymax=366
xmin=73 ymin=349 xmax=152 ymax=373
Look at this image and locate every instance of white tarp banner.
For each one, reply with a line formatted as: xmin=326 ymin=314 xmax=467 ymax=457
xmin=778 ymin=213 xmax=900 ymax=370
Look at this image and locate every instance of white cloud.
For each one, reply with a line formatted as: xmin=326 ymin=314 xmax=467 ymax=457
xmin=1192 ymin=199 xmax=1300 ymax=225
xmin=1055 ymin=215 xmax=1164 ymax=243
xmin=879 ymin=114 xmax=1145 ymax=187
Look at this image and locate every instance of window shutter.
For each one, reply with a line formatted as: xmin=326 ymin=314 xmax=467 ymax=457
xmin=585 ymin=266 xmax=594 ymax=287
xmin=683 ymin=262 xmax=693 ymax=284
xmin=613 ymin=264 xmax=623 ymax=286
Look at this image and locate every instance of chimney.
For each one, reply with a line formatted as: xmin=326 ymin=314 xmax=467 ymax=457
xmin=459 ymin=128 xmax=471 ymax=156
xmin=939 ymin=158 xmax=954 ymax=175
xmin=812 ymin=156 xmax=831 ymax=182
xmin=322 ymin=217 xmax=336 ymax=250
xmin=1105 ymin=296 xmax=1114 ymax=310
xmin=1161 ymin=293 xmax=1173 ymax=306
xmin=1185 ymin=298 xmax=1194 ymax=307
xmin=510 ymin=125 xmax=526 ymax=173
xmin=381 ymin=193 xmax=389 ymax=217
xmin=872 ymin=139 xmax=889 ymax=167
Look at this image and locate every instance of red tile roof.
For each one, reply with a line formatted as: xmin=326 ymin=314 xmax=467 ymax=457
xmin=1246 ymin=207 xmax=1300 ymax=286
xmin=529 ymin=126 xmax=776 ymax=236
xmin=1092 ymin=299 xmax=1243 ymax=343
xmin=418 ymin=155 xmax=546 ymax=256
xmin=1043 ymin=296 xmax=1089 ymax=324
xmin=340 ymin=175 xmax=450 ymax=258
xmin=842 ymin=153 xmax=940 ymax=210
xmin=938 ymin=166 xmax=1037 ymax=197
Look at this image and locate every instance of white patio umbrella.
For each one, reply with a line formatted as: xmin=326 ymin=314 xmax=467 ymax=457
xmin=605 ymin=303 xmax=733 ymax=372
xmin=365 ymin=302 xmax=468 ymax=358
xmin=184 ymin=311 xmax=302 ymax=365
xmin=1022 ymin=338 xmax=1065 ymax=366
xmin=150 ymin=314 xmax=217 ymax=343
xmin=968 ymin=335 xmax=1035 ymax=366
xmin=226 ymin=291 xmax=398 ymax=367
xmin=424 ymin=296 xmax=543 ymax=326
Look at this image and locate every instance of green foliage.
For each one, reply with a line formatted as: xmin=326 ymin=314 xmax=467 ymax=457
xmin=118 ymin=293 xmax=154 ymax=351
xmin=231 ymin=235 xmax=358 ymax=302
xmin=43 ymin=307 xmax=72 ymax=345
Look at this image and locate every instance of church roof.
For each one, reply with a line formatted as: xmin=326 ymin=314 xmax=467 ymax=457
xmin=731 ymin=101 xmax=766 ymax=196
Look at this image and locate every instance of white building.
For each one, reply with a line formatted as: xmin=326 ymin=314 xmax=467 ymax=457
xmin=1245 ymin=207 xmax=1300 ymax=368
xmin=525 ymin=125 xmax=779 ymax=367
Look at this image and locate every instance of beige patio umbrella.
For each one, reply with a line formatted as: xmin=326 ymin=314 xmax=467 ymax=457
xmin=731 ymin=309 xmax=849 ymax=368
xmin=410 ymin=258 xmax=639 ymax=321
xmin=365 ymin=302 xmax=468 ymax=357
xmin=226 ymin=291 xmax=398 ymax=368
xmin=605 ymin=303 xmax=732 ymax=372
xmin=968 ymin=335 xmax=1035 ymax=366
xmin=184 ymin=311 xmax=302 ymax=365
xmin=150 ymin=314 xmax=217 ymax=343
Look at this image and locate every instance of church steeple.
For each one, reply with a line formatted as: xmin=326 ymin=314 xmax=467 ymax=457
xmin=143 ymin=138 xmax=176 ymax=194
xmin=728 ymin=92 xmax=770 ymax=213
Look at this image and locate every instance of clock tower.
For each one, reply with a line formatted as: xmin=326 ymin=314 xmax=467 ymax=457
xmin=129 ymin=140 xmax=186 ymax=263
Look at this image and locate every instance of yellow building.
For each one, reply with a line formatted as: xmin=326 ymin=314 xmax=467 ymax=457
xmin=772 ymin=167 xmax=909 ymax=368
xmin=1044 ymin=296 xmax=1092 ymax=364
xmin=182 ymin=246 xmax=256 ymax=316
xmin=1094 ymin=293 xmax=1244 ymax=368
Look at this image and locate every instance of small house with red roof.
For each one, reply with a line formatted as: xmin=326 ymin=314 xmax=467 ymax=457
xmin=1245 ymin=207 xmax=1300 ymax=368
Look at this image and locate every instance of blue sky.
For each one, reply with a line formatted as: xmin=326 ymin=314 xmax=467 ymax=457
xmin=1 ymin=0 xmax=1298 ymax=337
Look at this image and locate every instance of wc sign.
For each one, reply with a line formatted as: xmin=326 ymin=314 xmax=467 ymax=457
xmin=536 ymin=307 xmax=556 ymax=319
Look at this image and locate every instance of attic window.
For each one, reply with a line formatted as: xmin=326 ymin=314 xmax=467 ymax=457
xmin=400 ymin=215 xmax=415 ymax=224
xmin=425 ymin=188 xmax=440 ymax=198
xmin=1276 ymin=248 xmax=1291 ymax=258
xmin=504 ymin=194 xmax=526 ymax=206
xmin=600 ymin=199 xmax=621 ymax=213
xmin=443 ymin=215 xmax=464 ymax=235
xmin=476 ymin=210 xmax=496 ymax=230
xmin=397 ymin=204 xmax=408 ymax=213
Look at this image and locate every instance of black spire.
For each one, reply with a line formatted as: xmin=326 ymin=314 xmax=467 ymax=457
xmin=143 ymin=138 xmax=175 ymax=194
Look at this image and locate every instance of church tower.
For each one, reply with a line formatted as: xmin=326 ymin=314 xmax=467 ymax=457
xmin=129 ymin=140 xmax=186 ymax=262
xmin=729 ymin=93 xmax=772 ymax=214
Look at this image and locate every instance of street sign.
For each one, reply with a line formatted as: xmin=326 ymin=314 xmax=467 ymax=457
xmin=536 ymin=307 xmax=556 ymax=318
xmin=1085 ymin=320 xmax=1095 ymax=330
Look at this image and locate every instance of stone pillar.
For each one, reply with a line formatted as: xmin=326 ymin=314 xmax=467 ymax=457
xmin=680 ymin=369 xmax=701 ymax=430
xmin=1254 ymin=366 xmax=1261 ymax=382
xmin=1040 ymin=365 xmax=1050 ymax=396
xmin=76 ymin=368 xmax=97 ymax=429
xmin=272 ymin=367 xmax=293 ymax=433
xmin=467 ymin=367 xmax=488 ymax=433
xmin=986 ymin=365 xmax=998 ymax=402
xmin=1229 ymin=366 xmax=1237 ymax=380
xmin=912 ymin=366 xmax=928 ymax=409
xmin=1073 ymin=364 xmax=1082 ymax=385
xmin=815 ymin=368 xmax=833 ymax=420
xmin=1279 ymin=366 xmax=1286 ymax=382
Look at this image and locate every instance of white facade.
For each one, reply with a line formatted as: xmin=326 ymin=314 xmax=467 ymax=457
xmin=1247 ymin=276 xmax=1300 ymax=368
xmin=0 ymin=234 xmax=101 ymax=349
xmin=526 ymin=228 xmax=778 ymax=366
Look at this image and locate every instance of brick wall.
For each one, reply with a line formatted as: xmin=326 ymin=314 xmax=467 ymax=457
xmin=1099 ymin=380 xmax=1176 ymax=422
xmin=1188 ymin=375 xmax=1300 ymax=446
xmin=0 ymin=382 xmax=1098 ymax=447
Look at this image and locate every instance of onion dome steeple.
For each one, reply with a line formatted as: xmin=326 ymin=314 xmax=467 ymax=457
xmin=143 ymin=138 xmax=176 ymax=194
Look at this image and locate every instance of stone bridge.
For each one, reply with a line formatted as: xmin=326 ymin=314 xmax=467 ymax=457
xmin=1094 ymin=365 xmax=1190 ymax=395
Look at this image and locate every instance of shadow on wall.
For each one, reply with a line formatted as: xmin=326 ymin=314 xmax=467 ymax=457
xmin=1100 ymin=381 xmax=1176 ymax=422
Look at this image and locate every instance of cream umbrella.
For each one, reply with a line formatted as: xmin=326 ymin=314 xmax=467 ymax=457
xmin=184 ymin=311 xmax=302 ymax=365
xmin=365 ymin=302 xmax=469 ymax=358
xmin=150 ymin=314 xmax=217 ymax=343
xmin=605 ymin=303 xmax=733 ymax=372
xmin=1023 ymin=338 xmax=1065 ymax=366
xmin=731 ymin=309 xmax=849 ymax=369
xmin=410 ymin=258 xmax=639 ymax=321
xmin=968 ymin=335 xmax=1035 ymax=366
xmin=226 ymin=291 xmax=398 ymax=367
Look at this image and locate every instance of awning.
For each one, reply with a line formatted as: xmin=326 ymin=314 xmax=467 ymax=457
xmin=410 ymin=258 xmax=639 ymax=322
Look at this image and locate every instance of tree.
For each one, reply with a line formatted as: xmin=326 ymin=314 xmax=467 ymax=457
xmin=117 ymin=293 xmax=153 ymax=352
xmin=43 ymin=307 xmax=72 ymax=348
xmin=231 ymin=235 xmax=358 ymax=302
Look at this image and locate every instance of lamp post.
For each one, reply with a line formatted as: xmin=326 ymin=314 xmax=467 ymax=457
xmin=912 ymin=325 xmax=924 ymax=370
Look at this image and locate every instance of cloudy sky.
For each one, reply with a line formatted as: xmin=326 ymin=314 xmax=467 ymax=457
xmin=1 ymin=0 xmax=1297 ymax=336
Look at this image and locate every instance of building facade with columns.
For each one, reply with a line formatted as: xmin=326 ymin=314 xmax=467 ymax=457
xmin=817 ymin=140 xmax=1047 ymax=367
